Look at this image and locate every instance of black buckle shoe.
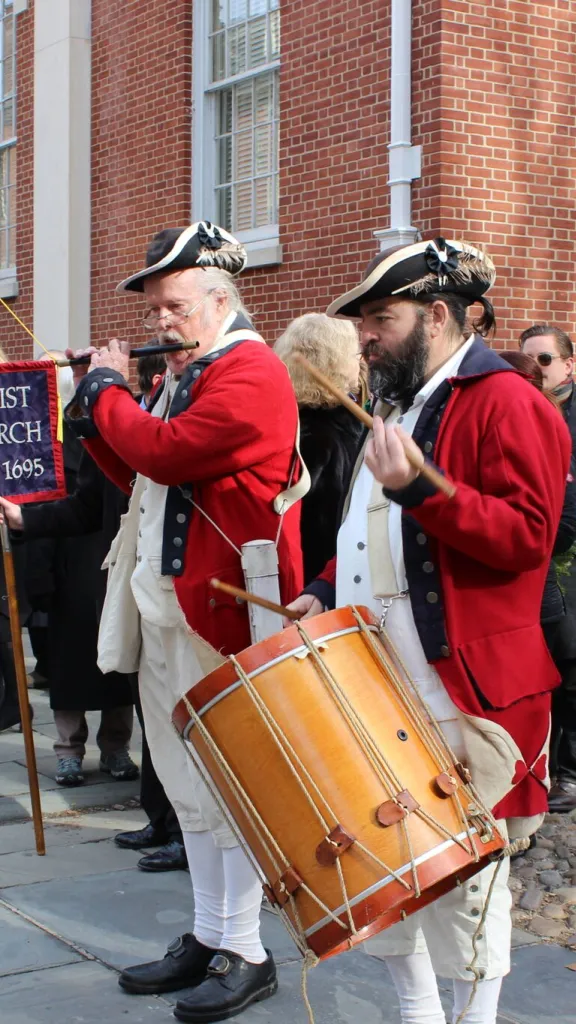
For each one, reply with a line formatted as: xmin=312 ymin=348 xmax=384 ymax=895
xmin=174 ymin=949 xmax=277 ymax=1022
xmin=119 ymin=934 xmax=217 ymax=995
xmin=138 ymin=839 xmax=188 ymax=872
xmin=115 ymin=822 xmax=170 ymax=850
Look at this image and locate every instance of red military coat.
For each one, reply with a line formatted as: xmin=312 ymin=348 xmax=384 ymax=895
xmin=310 ymin=351 xmax=571 ymax=822
xmin=79 ymin=339 xmax=303 ymax=655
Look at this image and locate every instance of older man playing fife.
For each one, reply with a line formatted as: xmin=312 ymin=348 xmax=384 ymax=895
xmin=66 ymin=222 xmax=303 ymax=1023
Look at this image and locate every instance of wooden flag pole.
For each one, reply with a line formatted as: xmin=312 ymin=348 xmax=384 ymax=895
xmin=0 ymin=522 xmax=45 ymax=855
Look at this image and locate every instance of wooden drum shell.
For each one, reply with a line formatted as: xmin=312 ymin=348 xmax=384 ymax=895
xmin=172 ymin=607 xmax=504 ymax=959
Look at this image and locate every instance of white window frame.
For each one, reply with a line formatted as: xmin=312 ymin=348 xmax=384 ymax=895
xmin=192 ymin=1 xmax=281 ymax=269
xmin=0 ymin=0 xmax=17 ymax=296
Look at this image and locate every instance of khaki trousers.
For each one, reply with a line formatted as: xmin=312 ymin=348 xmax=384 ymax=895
xmin=53 ymin=706 xmax=133 ymax=760
xmin=364 ymin=824 xmax=512 ymax=980
xmin=138 ymin=618 xmax=237 ymax=848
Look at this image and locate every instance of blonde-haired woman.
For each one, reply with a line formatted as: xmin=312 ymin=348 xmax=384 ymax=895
xmin=275 ymin=313 xmax=364 ymax=583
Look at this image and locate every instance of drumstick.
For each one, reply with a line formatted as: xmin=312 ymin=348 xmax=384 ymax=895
xmin=210 ymin=578 xmax=301 ymax=620
xmin=293 ymin=353 xmax=456 ymax=499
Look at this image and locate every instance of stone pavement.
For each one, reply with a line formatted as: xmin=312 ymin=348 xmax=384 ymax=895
xmin=1 ymin=687 xmax=575 ymax=1023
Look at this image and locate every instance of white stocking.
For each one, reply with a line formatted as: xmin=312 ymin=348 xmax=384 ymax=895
xmin=385 ymin=952 xmax=447 ymax=1024
xmin=220 ymin=844 xmax=266 ymax=964
xmin=452 ymin=978 xmax=503 ymax=1024
xmin=183 ymin=830 xmax=225 ymax=950
xmin=182 ymin=832 xmax=265 ymax=963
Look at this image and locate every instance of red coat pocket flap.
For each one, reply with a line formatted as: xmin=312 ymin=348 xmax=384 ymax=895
xmin=457 ymin=624 xmax=560 ymax=710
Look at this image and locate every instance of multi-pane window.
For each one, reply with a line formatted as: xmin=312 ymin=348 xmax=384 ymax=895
xmin=0 ymin=0 xmax=15 ymax=271
xmin=208 ymin=0 xmax=279 ymax=236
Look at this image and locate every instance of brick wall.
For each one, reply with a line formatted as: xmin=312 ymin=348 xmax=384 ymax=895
xmin=413 ymin=0 xmax=576 ymax=346
xmin=240 ymin=0 xmax=393 ymax=343
xmin=90 ymin=0 xmax=193 ymax=347
xmin=3 ymin=1 xmax=575 ymax=357
xmin=0 ymin=0 xmax=34 ymax=359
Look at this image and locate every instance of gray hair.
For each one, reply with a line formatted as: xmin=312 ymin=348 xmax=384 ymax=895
xmin=195 ymin=267 xmax=252 ymax=322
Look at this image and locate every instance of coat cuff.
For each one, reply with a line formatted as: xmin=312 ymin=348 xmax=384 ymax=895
xmin=303 ymin=578 xmax=336 ymax=610
xmin=382 ymin=460 xmax=441 ymax=508
xmin=65 ymin=369 xmax=132 ymax=439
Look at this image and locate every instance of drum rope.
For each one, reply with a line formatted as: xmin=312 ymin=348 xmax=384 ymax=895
xmin=353 ymin=610 xmax=463 ymax=778
xmin=356 ymin=621 xmax=477 ymax=855
xmin=357 ymin=609 xmax=499 ymax=833
xmin=455 ymin=835 xmax=530 ymax=1024
xmin=294 ymin=621 xmax=482 ymax=886
xmin=294 ymin=620 xmax=435 ymax=897
xmin=401 ymin=817 xmax=421 ymax=898
xmin=177 ymin=696 xmax=358 ymax=937
xmin=294 ymin=623 xmax=407 ymax=797
xmin=228 ymin=654 xmax=412 ymax=892
xmin=172 ymin=724 xmax=319 ymax=982
xmin=228 ymin=657 xmax=333 ymax=833
xmin=352 ymin=609 xmax=497 ymax=859
xmin=174 ymin=707 xmax=338 ymax=1024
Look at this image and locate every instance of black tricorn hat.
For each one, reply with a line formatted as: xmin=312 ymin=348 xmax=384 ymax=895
xmin=117 ymin=221 xmax=248 ymax=293
xmin=327 ymin=238 xmax=496 ymax=319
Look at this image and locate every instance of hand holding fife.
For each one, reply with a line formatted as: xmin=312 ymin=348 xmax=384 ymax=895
xmin=282 ymin=593 xmax=323 ymax=627
xmin=88 ymin=338 xmax=131 ymax=380
xmin=65 ymin=346 xmax=100 ymax=387
xmin=0 ymin=496 xmax=23 ymax=531
xmin=365 ymin=418 xmax=424 ymax=491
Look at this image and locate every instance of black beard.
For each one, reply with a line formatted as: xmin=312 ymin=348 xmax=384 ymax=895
xmin=368 ymin=317 xmax=429 ymax=407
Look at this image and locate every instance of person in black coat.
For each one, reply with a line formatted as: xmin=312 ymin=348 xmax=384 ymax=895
xmin=519 ymin=326 xmax=576 ymax=812
xmin=275 ymin=313 xmax=364 ymax=584
xmin=0 ymin=358 xmax=186 ymax=871
xmin=1 ymin=432 xmax=138 ymax=786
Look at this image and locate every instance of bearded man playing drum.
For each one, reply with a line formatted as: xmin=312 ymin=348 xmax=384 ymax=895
xmin=65 ymin=223 xmax=303 ymax=1022
xmin=287 ymin=238 xmax=570 ymax=1024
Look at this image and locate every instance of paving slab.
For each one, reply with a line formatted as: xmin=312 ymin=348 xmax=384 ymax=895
xmin=0 ymin=903 xmax=82 ymax=977
xmin=46 ymin=806 xmax=148 ymax=833
xmin=498 ymin=943 xmax=576 ymax=1024
xmin=0 ymin=761 xmax=59 ymax=797
xmin=0 ymin=836 xmax=143 ymax=886
xmin=0 ymin=810 xmax=147 ymax=854
xmin=0 ymin=960 xmax=173 ymax=1023
xmin=2 ymin=867 xmax=299 ymax=969
xmin=27 ymin=720 xmax=59 ymax=741
xmin=511 ymin=927 xmax=543 ymax=949
xmin=0 ymin=777 xmax=140 ymax=822
xmin=0 ymin=729 xmax=55 ymax=763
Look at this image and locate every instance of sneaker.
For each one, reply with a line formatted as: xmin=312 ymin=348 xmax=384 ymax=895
xmin=55 ymin=756 xmax=85 ymax=786
xmin=100 ymin=749 xmax=139 ymax=781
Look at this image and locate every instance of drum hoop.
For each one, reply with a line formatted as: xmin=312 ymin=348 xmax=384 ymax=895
xmin=181 ymin=622 xmax=380 ymax=738
xmin=304 ymin=828 xmax=477 ymax=937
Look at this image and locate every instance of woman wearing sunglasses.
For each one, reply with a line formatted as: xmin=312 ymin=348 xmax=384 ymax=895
xmin=520 ymin=324 xmax=576 ymax=815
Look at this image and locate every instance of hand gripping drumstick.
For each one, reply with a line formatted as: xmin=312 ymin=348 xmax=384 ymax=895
xmin=210 ymin=578 xmax=301 ymax=620
xmin=292 ymin=354 xmax=456 ymax=499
